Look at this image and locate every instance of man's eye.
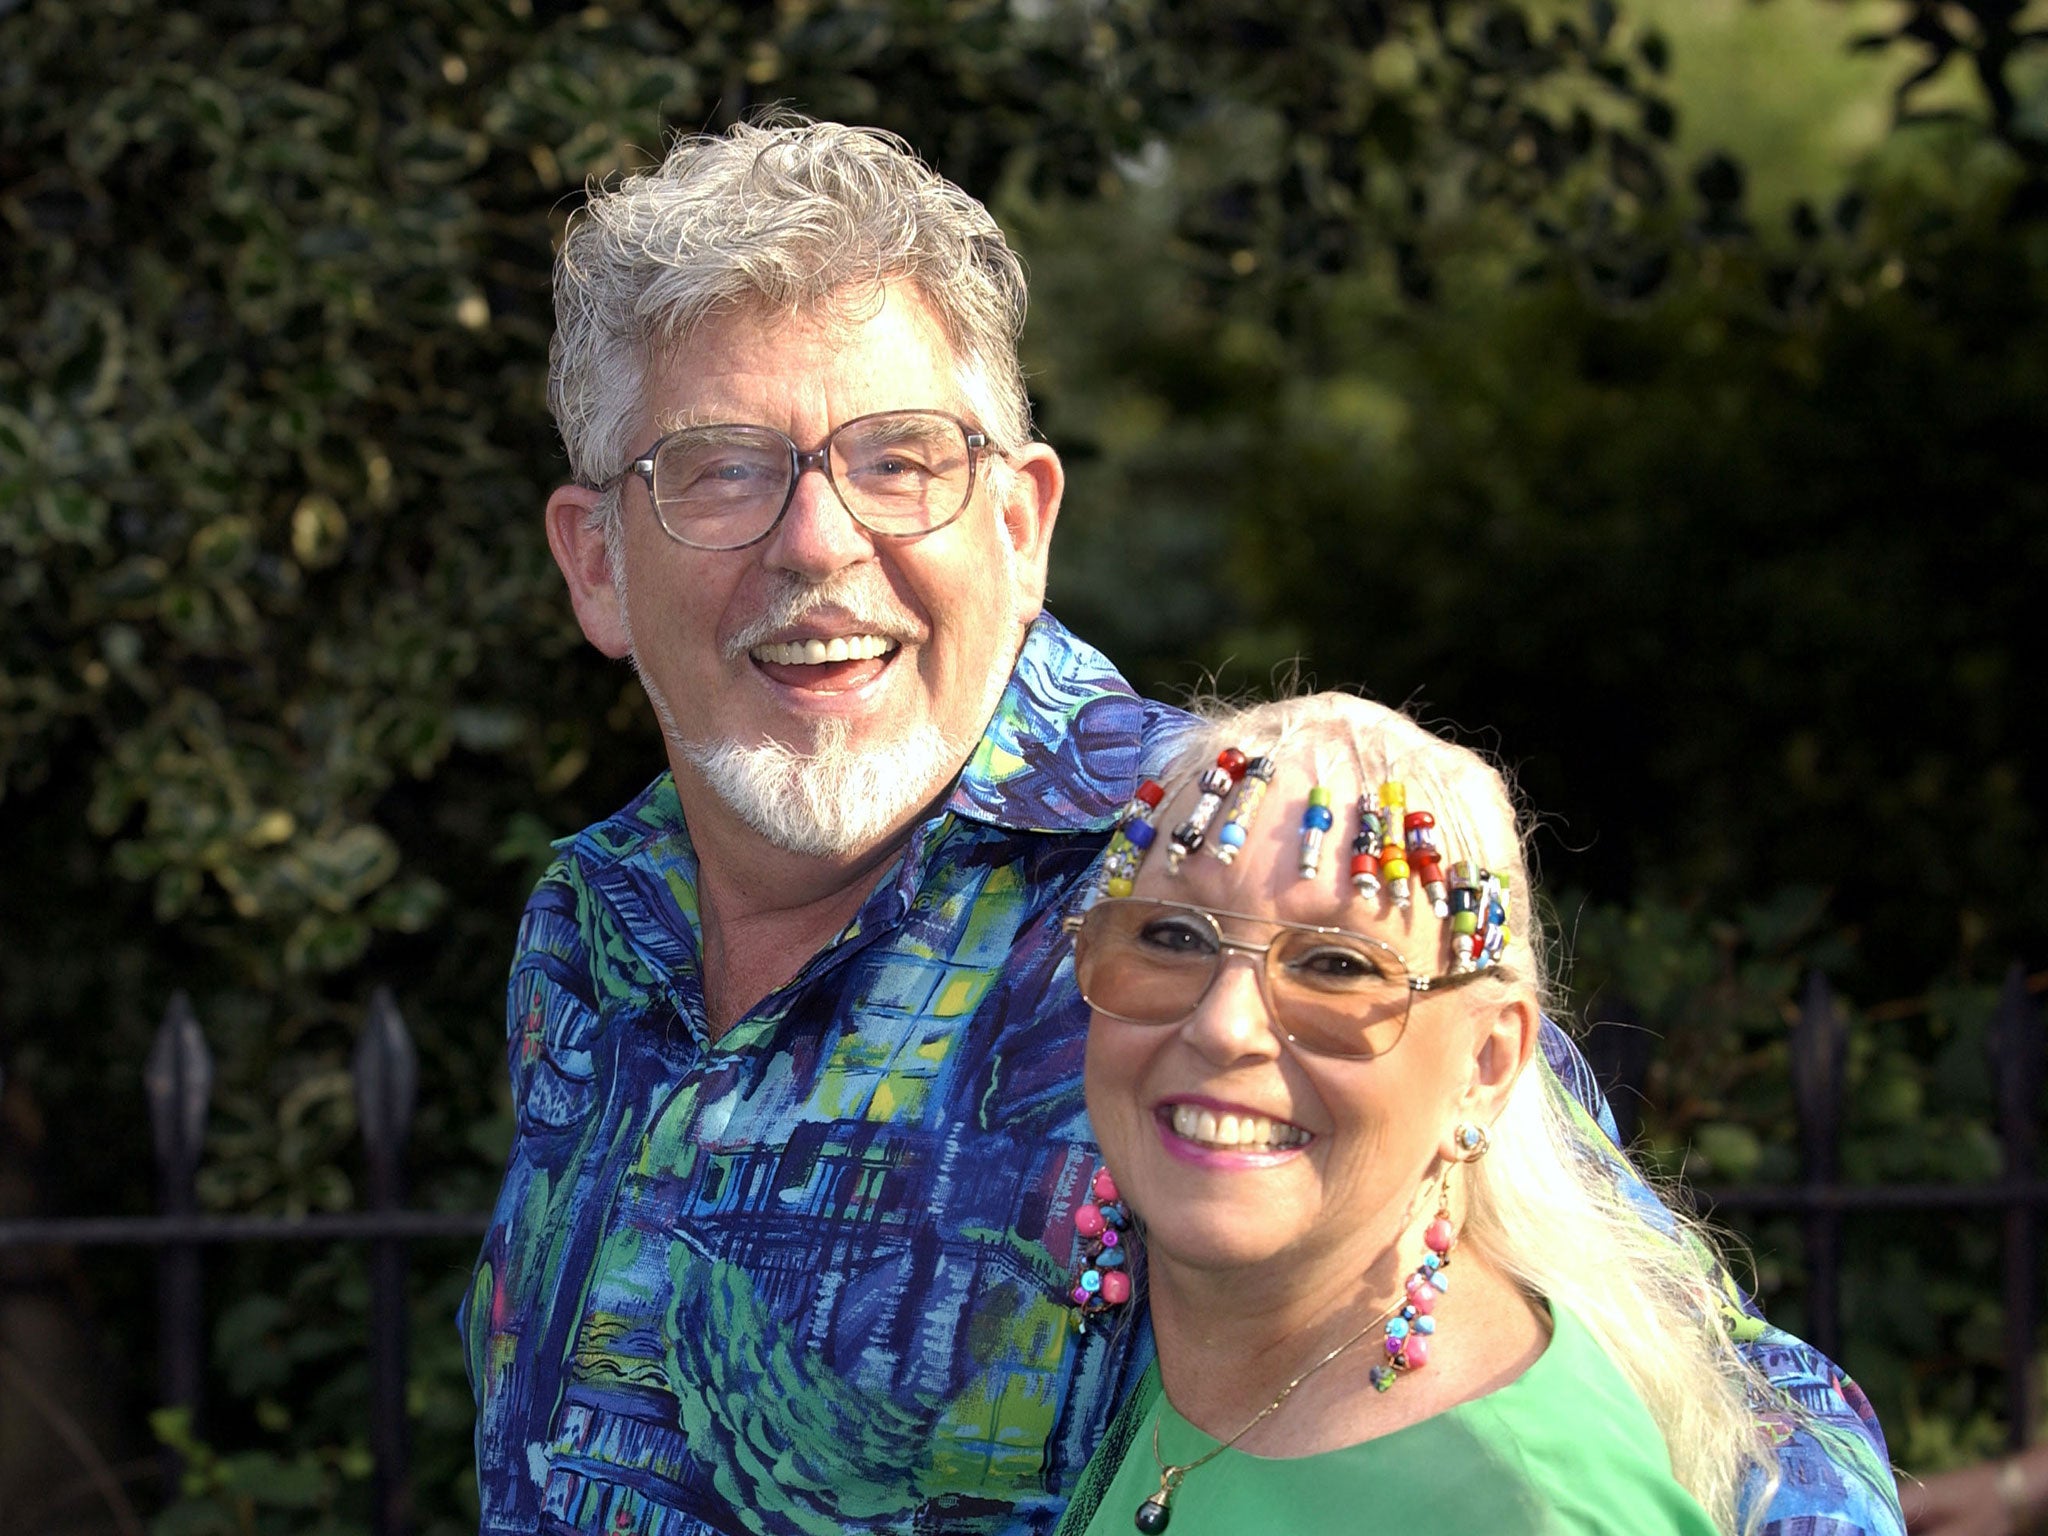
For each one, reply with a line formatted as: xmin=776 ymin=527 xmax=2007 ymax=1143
xmin=850 ymin=451 xmax=936 ymax=481
xmin=691 ymin=459 xmax=772 ymax=486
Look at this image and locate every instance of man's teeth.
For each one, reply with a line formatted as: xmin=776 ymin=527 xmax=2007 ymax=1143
xmin=1169 ymin=1104 xmax=1310 ymax=1150
xmin=751 ymin=635 xmax=895 ymax=666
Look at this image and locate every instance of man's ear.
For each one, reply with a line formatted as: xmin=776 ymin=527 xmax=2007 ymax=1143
xmin=996 ymin=442 xmax=1063 ymax=621
xmin=545 ymin=484 xmax=632 ymax=659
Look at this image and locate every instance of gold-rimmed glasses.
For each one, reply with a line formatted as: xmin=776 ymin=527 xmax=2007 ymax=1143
xmin=1064 ymin=898 xmax=1492 ymax=1060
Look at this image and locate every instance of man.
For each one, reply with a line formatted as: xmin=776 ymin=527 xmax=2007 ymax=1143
xmin=463 ymin=117 xmax=1902 ymax=1536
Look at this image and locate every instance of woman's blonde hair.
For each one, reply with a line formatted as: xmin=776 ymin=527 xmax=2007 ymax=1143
xmin=1156 ymin=691 xmax=1777 ymax=1534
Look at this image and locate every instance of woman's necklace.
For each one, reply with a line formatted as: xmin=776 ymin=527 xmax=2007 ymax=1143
xmin=1133 ymin=1195 xmax=1459 ymax=1533
xmin=1132 ymin=1291 xmax=1402 ymax=1534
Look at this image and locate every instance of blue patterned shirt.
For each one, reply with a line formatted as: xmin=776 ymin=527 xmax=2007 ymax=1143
xmin=462 ymin=614 xmax=1902 ymax=1536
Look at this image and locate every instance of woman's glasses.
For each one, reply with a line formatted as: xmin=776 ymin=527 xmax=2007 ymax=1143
xmin=1065 ymin=898 xmax=1489 ymax=1060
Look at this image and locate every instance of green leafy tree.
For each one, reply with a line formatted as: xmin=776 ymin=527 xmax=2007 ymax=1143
xmin=2 ymin=0 xmax=2043 ymax=1527
xmin=0 ymin=1 xmax=1702 ymax=1528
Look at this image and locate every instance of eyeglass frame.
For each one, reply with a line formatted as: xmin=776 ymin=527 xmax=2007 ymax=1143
xmin=1060 ymin=897 xmax=1497 ymax=1059
xmin=593 ymin=408 xmax=992 ymax=552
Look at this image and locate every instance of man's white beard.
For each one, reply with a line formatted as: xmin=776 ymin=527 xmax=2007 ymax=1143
xmin=676 ymin=711 xmax=962 ymax=858
xmin=614 ymin=547 xmax=1016 ymax=858
xmin=628 ymin=640 xmax=1008 ymax=860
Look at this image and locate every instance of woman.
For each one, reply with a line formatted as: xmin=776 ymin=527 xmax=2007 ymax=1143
xmin=1055 ymin=694 xmax=1777 ymax=1535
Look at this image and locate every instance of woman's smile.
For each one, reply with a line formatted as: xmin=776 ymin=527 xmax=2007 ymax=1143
xmin=1156 ymin=1095 xmax=1315 ymax=1164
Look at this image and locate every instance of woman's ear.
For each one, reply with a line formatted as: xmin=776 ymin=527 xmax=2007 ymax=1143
xmin=1443 ymin=988 xmax=1540 ymax=1158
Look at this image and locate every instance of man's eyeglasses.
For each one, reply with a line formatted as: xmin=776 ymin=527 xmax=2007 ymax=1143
xmin=597 ymin=408 xmax=988 ymax=552
xmin=1063 ymin=898 xmax=1492 ymax=1061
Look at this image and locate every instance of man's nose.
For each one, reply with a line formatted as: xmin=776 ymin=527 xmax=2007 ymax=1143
xmin=761 ymin=458 xmax=875 ymax=580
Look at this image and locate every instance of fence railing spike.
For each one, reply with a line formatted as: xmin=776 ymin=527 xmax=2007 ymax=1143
xmin=1992 ymin=959 xmax=2042 ymax=1447
xmin=354 ymin=986 xmax=419 ymax=1172
xmin=1992 ymin=961 xmax=2042 ymax=1171
xmin=1790 ymin=970 xmax=1844 ymax=1362
xmin=355 ymin=988 xmax=419 ymax=1536
xmin=142 ymin=991 xmax=209 ymax=1497
xmin=144 ymin=991 xmax=212 ymax=1178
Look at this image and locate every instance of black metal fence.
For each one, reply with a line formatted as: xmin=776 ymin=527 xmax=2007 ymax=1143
xmin=0 ymin=964 xmax=2041 ymax=1533
xmin=1581 ymin=959 xmax=2047 ymax=1447
xmin=0 ymin=990 xmax=486 ymax=1536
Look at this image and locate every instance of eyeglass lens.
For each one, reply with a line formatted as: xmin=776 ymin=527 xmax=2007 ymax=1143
xmin=1074 ymin=899 xmax=1413 ymax=1059
xmin=649 ymin=410 xmax=977 ymax=549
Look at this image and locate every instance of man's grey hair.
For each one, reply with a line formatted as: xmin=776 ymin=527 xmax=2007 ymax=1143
xmin=550 ymin=115 xmax=1035 ymax=545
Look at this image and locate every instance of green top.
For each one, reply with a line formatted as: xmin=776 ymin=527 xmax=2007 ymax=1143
xmin=1070 ymin=1303 xmax=1722 ymax=1536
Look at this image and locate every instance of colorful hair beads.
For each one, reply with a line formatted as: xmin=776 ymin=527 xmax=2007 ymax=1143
xmin=1298 ymin=786 xmax=1334 ymax=878
xmin=1350 ymin=797 xmax=1385 ymax=898
xmin=1167 ymin=749 xmax=1249 ymax=872
xmin=1099 ymin=778 xmax=1166 ymax=899
xmin=1377 ymin=781 xmax=1411 ymax=909
xmin=1447 ymin=860 xmax=1512 ymax=973
xmin=1404 ymin=810 xmax=1451 ymax=918
xmin=1212 ymin=755 xmax=1276 ymax=866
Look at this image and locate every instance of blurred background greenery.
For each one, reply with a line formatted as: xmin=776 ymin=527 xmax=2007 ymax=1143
xmin=1 ymin=0 xmax=2043 ymax=1530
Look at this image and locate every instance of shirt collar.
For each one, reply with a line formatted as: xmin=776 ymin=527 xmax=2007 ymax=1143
xmin=941 ymin=612 xmax=1150 ymax=835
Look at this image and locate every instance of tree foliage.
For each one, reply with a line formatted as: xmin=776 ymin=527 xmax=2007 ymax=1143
xmin=1 ymin=0 xmax=2043 ymax=1528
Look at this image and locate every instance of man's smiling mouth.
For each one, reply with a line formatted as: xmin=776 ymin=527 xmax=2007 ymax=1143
xmin=749 ymin=635 xmax=898 ymax=666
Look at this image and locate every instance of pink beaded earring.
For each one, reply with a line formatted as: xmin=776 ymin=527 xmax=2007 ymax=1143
xmin=1369 ymin=1129 xmax=1485 ymax=1393
xmin=1371 ymin=1192 xmax=1455 ymax=1392
xmin=1068 ymin=1167 xmax=1133 ymax=1332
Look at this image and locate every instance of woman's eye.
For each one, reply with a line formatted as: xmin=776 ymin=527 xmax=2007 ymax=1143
xmin=1286 ymin=944 xmax=1388 ymax=985
xmin=1133 ymin=918 xmax=1217 ymax=958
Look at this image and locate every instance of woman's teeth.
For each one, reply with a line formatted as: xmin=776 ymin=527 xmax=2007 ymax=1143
xmin=1169 ymin=1104 xmax=1310 ymax=1150
xmin=751 ymin=635 xmax=896 ymax=666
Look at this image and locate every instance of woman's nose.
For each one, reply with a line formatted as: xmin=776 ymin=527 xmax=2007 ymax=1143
xmin=1177 ymin=950 xmax=1286 ymax=1066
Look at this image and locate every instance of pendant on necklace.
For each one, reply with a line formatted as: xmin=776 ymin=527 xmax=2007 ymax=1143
xmin=1135 ymin=1466 xmax=1178 ymax=1534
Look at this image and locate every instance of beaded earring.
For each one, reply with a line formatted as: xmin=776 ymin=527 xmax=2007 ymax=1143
xmin=1211 ymin=756 xmax=1276 ymax=865
xmin=1371 ymin=1173 xmax=1460 ymax=1392
xmin=1167 ymin=750 xmax=1248 ymax=872
xmin=1068 ymin=1167 xmax=1133 ymax=1332
xmin=1100 ymin=779 xmax=1166 ymax=899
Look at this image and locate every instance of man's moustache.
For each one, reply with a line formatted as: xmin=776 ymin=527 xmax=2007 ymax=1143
xmin=721 ymin=574 xmax=924 ymax=660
